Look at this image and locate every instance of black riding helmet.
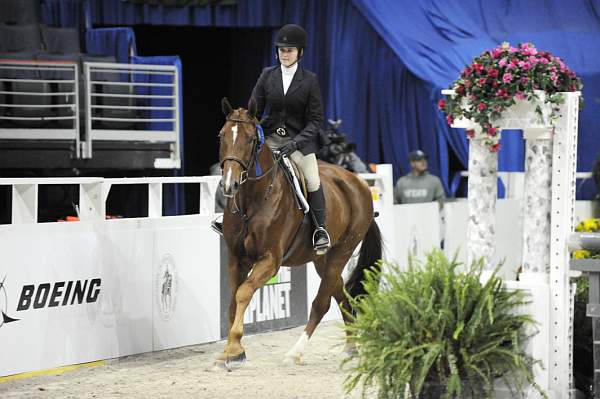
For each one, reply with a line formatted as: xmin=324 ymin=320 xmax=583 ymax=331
xmin=275 ymin=24 xmax=307 ymax=60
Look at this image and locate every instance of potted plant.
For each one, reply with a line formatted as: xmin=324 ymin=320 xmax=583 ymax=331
xmin=342 ymin=250 xmax=545 ymax=398
xmin=438 ymin=42 xmax=583 ymax=152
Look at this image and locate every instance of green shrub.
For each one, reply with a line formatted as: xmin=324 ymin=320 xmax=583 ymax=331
xmin=342 ymin=249 xmax=544 ymax=399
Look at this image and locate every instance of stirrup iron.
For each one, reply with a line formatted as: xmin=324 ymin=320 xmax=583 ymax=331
xmin=312 ymin=227 xmax=331 ymax=255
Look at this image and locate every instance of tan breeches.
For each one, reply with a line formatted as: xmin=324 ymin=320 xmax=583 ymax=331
xmin=290 ymin=151 xmax=320 ymax=192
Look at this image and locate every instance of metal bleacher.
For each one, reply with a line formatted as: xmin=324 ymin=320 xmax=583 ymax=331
xmin=0 ymin=0 xmax=181 ymax=171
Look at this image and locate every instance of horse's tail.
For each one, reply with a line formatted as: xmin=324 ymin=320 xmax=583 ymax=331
xmin=345 ymin=220 xmax=382 ymax=299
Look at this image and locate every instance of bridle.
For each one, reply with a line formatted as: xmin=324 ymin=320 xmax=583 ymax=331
xmin=219 ymin=116 xmax=281 ymax=217
xmin=219 ymin=117 xmax=258 ymax=185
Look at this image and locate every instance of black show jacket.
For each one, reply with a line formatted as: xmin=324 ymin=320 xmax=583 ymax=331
xmin=251 ymin=65 xmax=324 ymax=155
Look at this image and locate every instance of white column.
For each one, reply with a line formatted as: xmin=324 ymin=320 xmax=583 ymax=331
xmin=548 ymin=92 xmax=580 ymax=396
xmin=466 ymin=136 xmax=498 ymax=269
xmin=11 ymin=184 xmax=38 ymax=224
xmin=80 ymin=182 xmax=105 ymax=221
xmin=148 ymin=183 xmax=163 ymax=218
xmin=521 ymin=129 xmax=553 ymax=276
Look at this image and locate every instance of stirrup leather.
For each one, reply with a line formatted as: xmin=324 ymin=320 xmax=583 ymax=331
xmin=312 ymin=227 xmax=331 ymax=254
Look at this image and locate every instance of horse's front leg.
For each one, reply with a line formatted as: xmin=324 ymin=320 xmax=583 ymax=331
xmin=227 ymin=256 xmax=250 ymax=331
xmin=221 ymin=251 xmax=279 ymax=366
xmin=215 ymin=254 xmax=248 ymax=365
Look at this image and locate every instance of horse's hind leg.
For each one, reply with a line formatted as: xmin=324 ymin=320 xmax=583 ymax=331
xmin=285 ymin=246 xmax=354 ymax=364
xmin=314 ymin=256 xmax=355 ymax=353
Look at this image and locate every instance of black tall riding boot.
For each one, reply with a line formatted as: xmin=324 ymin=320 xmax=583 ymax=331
xmin=308 ymin=185 xmax=331 ymax=254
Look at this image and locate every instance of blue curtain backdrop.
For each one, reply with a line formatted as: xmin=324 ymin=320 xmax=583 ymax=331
xmin=84 ymin=27 xmax=137 ymax=63
xmin=43 ymin=0 xmax=600 ymax=198
xmin=42 ymin=0 xmax=88 ymax=28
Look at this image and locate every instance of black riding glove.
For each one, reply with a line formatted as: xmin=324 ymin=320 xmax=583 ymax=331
xmin=277 ymin=140 xmax=298 ymax=156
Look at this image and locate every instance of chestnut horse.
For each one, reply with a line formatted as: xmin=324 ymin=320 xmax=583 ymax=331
xmin=216 ymin=98 xmax=381 ymax=368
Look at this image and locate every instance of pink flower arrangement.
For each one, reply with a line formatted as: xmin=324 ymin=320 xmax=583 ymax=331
xmin=438 ymin=42 xmax=583 ymax=152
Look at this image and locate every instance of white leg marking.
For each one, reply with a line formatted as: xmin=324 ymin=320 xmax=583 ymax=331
xmin=285 ymin=331 xmax=309 ymax=364
xmin=232 ymin=124 xmax=238 ymax=145
xmin=225 ymin=166 xmax=232 ymax=192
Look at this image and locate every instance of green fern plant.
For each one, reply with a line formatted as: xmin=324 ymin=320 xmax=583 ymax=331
xmin=342 ymin=249 xmax=545 ymax=399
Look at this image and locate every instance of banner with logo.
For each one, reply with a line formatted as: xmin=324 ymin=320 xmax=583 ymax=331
xmin=219 ymin=239 xmax=307 ymax=338
xmin=0 ymin=216 xmax=221 ymax=377
xmin=152 ymin=216 xmax=221 ymax=351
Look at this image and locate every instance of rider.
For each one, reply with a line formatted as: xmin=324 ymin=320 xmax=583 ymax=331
xmin=213 ymin=23 xmax=331 ymax=253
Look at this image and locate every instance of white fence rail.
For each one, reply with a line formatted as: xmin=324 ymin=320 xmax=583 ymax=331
xmin=0 ymin=176 xmax=220 ymax=224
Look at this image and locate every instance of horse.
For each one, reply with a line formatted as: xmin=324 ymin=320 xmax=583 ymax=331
xmin=216 ymin=97 xmax=382 ymax=368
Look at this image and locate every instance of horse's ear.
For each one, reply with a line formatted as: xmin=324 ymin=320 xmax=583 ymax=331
xmin=221 ymin=97 xmax=233 ymax=116
xmin=248 ymin=98 xmax=257 ymax=118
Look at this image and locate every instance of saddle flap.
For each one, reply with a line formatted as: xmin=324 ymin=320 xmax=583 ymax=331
xmin=290 ymin=160 xmax=308 ymax=198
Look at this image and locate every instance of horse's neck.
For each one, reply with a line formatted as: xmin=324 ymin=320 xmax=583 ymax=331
xmin=250 ymin=145 xmax=275 ymax=179
xmin=237 ymin=146 xmax=288 ymax=213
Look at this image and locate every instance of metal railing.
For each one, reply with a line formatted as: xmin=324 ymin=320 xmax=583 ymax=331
xmin=84 ymin=62 xmax=180 ymax=167
xmin=0 ymin=60 xmax=182 ymax=167
xmin=0 ymin=59 xmax=80 ymax=156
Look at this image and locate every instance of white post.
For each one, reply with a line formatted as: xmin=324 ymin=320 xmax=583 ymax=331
xmin=466 ymin=135 xmax=498 ymax=269
xmin=521 ymin=128 xmax=553 ymax=277
xmin=548 ymin=92 xmax=580 ymax=396
xmin=199 ymin=178 xmax=220 ymax=216
xmin=11 ymin=184 xmax=37 ymax=224
xmin=79 ymin=182 xmax=105 ymax=221
xmin=375 ymin=164 xmax=395 ymax=261
xmin=148 ymin=183 xmax=163 ymax=218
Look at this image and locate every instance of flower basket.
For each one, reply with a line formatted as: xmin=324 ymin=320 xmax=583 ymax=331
xmin=445 ymin=89 xmax=552 ymax=130
xmin=439 ymin=42 xmax=583 ymax=152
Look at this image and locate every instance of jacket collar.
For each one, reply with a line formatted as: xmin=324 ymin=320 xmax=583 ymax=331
xmin=286 ymin=66 xmax=304 ymax=97
xmin=273 ymin=65 xmax=304 ymax=98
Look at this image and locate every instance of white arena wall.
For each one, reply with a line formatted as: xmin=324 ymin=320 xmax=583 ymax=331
xmin=0 ymin=213 xmax=221 ymax=377
xmin=0 ymin=169 xmax=596 ymax=378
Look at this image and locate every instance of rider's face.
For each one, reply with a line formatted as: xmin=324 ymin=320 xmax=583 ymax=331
xmin=278 ymin=47 xmax=299 ymax=67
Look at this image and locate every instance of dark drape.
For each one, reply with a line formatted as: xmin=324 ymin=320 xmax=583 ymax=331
xmin=41 ymin=0 xmax=90 ymax=28
xmin=85 ymin=27 xmax=137 ymax=63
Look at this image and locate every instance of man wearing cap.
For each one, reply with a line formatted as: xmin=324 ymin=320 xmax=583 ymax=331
xmin=394 ymin=150 xmax=446 ymax=204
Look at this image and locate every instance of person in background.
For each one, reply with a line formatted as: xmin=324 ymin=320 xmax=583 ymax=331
xmin=316 ymin=119 xmax=368 ymax=173
xmin=394 ymin=150 xmax=446 ymax=204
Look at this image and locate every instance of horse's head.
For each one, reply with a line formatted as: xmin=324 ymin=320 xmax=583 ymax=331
xmin=219 ymin=97 xmax=260 ymax=197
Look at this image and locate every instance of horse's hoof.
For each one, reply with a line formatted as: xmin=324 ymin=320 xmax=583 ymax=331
xmin=213 ymin=351 xmax=246 ymax=371
xmin=283 ymin=354 xmax=304 ymax=365
xmin=225 ymin=351 xmax=246 ymax=369
xmin=212 ymin=360 xmax=232 ymax=372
